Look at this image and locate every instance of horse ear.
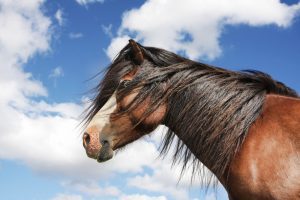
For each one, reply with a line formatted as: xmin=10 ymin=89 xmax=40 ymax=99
xmin=129 ymin=39 xmax=144 ymax=65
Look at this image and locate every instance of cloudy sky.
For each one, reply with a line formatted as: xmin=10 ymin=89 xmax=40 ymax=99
xmin=0 ymin=0 xmax=300 ymax=200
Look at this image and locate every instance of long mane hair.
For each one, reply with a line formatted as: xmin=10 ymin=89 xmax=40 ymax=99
xmin=85 ymin=41 xmax=298 ymax=183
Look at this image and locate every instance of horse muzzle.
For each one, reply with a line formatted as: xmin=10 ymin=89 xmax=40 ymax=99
xmin=83 ymin=130 xmax=114 ymax=162
xmin=97 ymin=139 xmax=114 ymax=162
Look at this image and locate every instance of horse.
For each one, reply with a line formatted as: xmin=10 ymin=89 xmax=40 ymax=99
xmin=82 ymin=40 xmax=300 ymax=200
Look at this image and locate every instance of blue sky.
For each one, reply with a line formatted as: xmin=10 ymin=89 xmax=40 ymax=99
xmin=0 ymin=0 xmax=299 ymax=200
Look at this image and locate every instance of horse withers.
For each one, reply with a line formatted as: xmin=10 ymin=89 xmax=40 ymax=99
xmin=82 ymin=40 xmax=300 ymax=200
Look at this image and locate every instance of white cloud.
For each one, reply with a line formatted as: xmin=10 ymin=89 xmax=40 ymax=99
xmin=69 ymin=32 xmax=84 ymax=39
xmin=120 ymin=194 xmax=167 ymax=200
xmin=102 ymin=24 xmax=113 ymax=38
xmin=49 ymin=66 xmax=64 ymax=78
xmin=49 ymin=66 xmax=64 ymax=87
xmin=75 ymin=0 xmax=104 ymax=6
xmin=51 ymin=194 xmax=83 ymax=200
xmin=0 ymin=0 xmax=51 ymax=63
xmin=127 ymin=161 xmax=201 ymax=200
xmin=0 ymin=0 xmax=90 ymax=180
xmin=62 ymin=180 xmax=121 ymax=197
xmin=0 ymin=0 xmax=50 ymax=108
xmin=128 ymin=174 xmax=189 ymax=200
xmin=51 ymin=192 xmax=168 ymax=200
xmin=55 ymin=9 xmax=64 ymax=26
xmin=106 ymin=0 xmax=300 ymax=60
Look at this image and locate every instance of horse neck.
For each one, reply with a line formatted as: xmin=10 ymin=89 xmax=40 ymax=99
xmin=163 ymin=115 xmax=223 ymax=181
xmin=162 ymin=90 xmax=224 ymax=179
xmin=162 ymin=83 xmax=265 ymax=181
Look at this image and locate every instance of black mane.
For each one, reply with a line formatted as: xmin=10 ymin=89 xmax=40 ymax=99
xmin=84 ymin=41 xmax=298 ymax=183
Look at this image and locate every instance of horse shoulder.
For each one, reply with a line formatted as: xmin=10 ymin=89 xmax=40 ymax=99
xmin=226 ymin=94 xmax=300 ymax=200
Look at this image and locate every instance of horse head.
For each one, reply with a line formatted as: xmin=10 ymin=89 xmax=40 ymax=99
xmin=83 ymin=40 xmax=167 ymax=162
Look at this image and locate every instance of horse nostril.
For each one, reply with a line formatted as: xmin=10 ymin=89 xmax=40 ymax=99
xmin=101 ymin=139 xmax=109 ymax=146
xmin=83 ymin=132 xmax=90 ymax=147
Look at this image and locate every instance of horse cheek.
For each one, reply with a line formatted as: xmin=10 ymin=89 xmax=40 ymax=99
xmin=144 ymin=103 xmax=167 ymax=125
xmin=132 ymin=100 xmax=167 ymax=126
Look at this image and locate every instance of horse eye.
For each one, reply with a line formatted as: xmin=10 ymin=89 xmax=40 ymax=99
xmin=119 ymin=80 xmax=130 ymax=88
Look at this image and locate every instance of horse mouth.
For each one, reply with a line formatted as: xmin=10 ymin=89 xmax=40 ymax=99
xmin=96 ymin=141 xmax=114 ymax=162
xmin=97 ymin=155 xmax=113 ymax=162
xmin=97 ymin=151 xmax=113 ymax=162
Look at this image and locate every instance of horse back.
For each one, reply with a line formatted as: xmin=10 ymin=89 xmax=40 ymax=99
xmin=227 ymin=94 xmax=300 ymax=200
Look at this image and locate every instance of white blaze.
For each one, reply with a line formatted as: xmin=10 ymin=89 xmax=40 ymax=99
xmin=87 ymin=93 xmax=117 ymax=128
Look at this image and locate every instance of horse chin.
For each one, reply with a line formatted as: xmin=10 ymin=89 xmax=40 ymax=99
xmin=97 ymin=146 xmax=114 ymax=163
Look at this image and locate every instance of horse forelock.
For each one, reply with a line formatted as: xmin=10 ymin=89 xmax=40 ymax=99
xmin=83 ymin=44 xmax=135 ymax=125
